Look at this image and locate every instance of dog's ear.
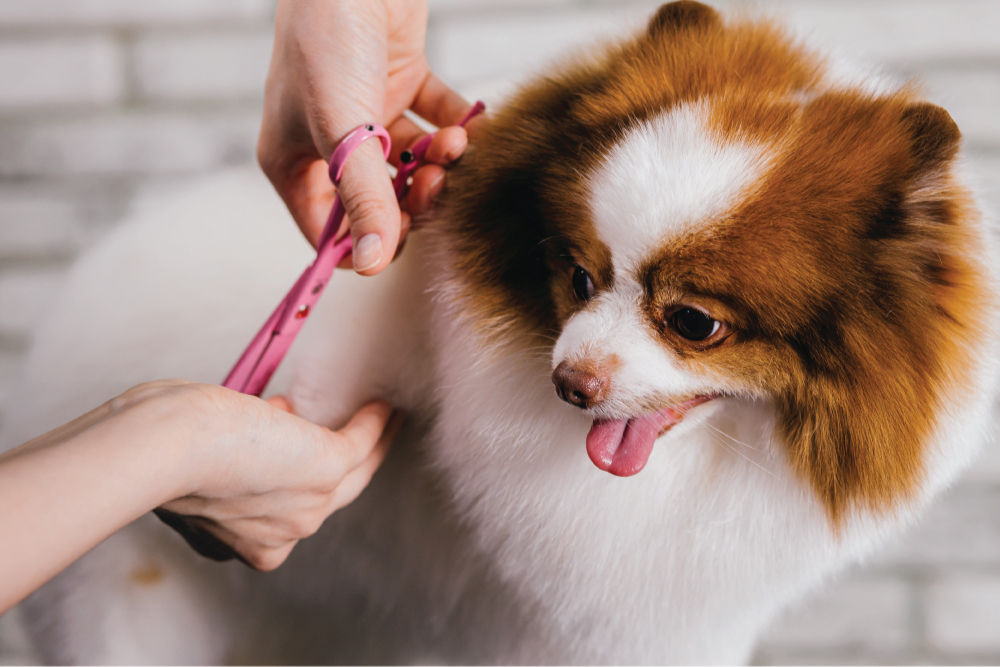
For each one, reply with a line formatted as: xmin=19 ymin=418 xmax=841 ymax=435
xmin=901 ymin=102 xmax=961 ymax=177
xmin=647 ymin=1 xmax=720 ymax=36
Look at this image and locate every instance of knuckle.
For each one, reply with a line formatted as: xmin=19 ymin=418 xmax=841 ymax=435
xmin=255 ymin=140 xmax=278 ymax=177
xmin=247 ymin=548 xmax=286 ymax=572
xmin=286 ymin=515 xmax=317 ymax=540
xmin=305 ymin=513 xmax=326 ymax=538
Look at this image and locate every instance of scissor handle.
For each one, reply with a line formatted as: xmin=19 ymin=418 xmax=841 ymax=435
xmin=223 ymin=124 xmax=390 ymax=395
xmin=223 ymin=103 xmax=485 ymax=397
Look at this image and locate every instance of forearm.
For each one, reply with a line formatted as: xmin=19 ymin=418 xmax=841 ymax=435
xmin=0 ymin=379 xmax=394 ymax=608
xmin=0 ymin=392 xmax=189 ymax=613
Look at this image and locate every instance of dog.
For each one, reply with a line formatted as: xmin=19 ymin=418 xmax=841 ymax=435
xmin=6 ymin=2 xmax=998 ymax=663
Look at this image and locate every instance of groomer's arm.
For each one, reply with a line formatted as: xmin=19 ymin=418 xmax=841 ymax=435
xmin=0 ymin=380 xmax=394 ymax=614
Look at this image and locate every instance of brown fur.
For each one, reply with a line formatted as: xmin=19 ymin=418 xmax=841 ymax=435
xmin=439 ymin=2 xmax=992 ymax=522
xmin=640 ymin=95 xmax=987 ymax=521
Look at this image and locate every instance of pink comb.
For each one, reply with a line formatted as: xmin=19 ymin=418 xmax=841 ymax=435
xmin=223 ymin=102 xmax=485 ymax=396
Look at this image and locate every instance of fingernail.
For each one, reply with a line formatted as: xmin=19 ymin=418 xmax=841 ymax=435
xmin=353 ymin=233 xmax=382 ymax=272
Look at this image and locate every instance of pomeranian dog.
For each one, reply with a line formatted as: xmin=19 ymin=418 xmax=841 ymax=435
xmin=6 ymin=2 xmax=998 ymax=663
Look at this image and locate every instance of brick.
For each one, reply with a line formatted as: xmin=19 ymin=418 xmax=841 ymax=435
xmin=925 ymin=573 xmax=1000 ymax=653
xmin=918 ymin=67 xmax=1000 ymax=150
xmin=757 ymin=572 xmax=912 ymax=654
xmin=428 ymin=0 xmax=574 ymax=11
xmin=878 ymin=485 xmax=1000 ymax=569
xmin=0 ymin=0 xmax=272 ymax=27
xmin=0 ymin=265 xmax=71 ymax=337
xmin=0 ymin=187 xmax=87 ymax=260
xmin=131 ymin=30 xmax=272 ymax=102
xmin=775 ymin=0 xmax=1000 ymax=64
xmin=0 ymin=110 xmax=260 ymax=177
xmin=427 ymin=6 xmax=652 ymax=89
xmin=428 ymin=0 xmax=1000 ymax=91
xmin=751 ymin=645 xmax=928 ymax=666
xmin=0 ymin=36 xmax=124 ymax=111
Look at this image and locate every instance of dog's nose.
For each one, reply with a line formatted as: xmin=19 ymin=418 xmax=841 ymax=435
xmin=552 ymin=361 xmax=608 ymax=409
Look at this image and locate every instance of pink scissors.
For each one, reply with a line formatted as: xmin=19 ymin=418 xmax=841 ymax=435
xmin=223 ymin=101 xmax=485 ymax=396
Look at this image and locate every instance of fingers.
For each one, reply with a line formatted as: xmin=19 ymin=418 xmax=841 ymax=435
xmin=336 ymin=211 xmax=410 ymax=269
xmin=403 ymin=164 xmax=446 ymax=217
xmin=269 ymin=124 xmax=461 ymax=268
xmin=157 ymin=399 xmax=400 ymax=572
xmin=265 ymin=104 xmax=471 ymax=263
xmin=327 ymin=425 xmax=394 ymax=514
xmin=336 ymin=140 xmax=403 ymax=275
xmin=423 ymin=125 xmax=467 ymax=166
xmin=241 ymin=543 xmax=295 ymax=572
xmin=386 ymin=115 xmax=427 ymax=165
xmin=389 ymin=116 xmax=468 ymax=166
xmin=410 ymin=72 xmax=471 ymax=129
xmin=330 ymin=401 xmax=395 ymax=471
xmin=264 ymin=158 xmax=336 ymax=249
xmin=394 ymin=125 xmax=467 ymax=219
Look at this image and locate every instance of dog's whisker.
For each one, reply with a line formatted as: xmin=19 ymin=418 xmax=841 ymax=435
xmin=704 ymin=422 xmax=756 ymax=451
xmin=712 ymin=436 xmax=778 ymax=479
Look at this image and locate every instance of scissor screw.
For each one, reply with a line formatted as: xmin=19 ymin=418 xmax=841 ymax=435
xmin=365 ymin=124 xmax=374 ymax=131
xmin=400 ymin=150 xmax=414 ymax=164
xmin=295 ymin=305 xmax=310 ymax=319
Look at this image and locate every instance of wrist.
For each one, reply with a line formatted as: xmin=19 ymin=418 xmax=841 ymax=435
xmin=104 ymin=381 xmax=214 ymax=504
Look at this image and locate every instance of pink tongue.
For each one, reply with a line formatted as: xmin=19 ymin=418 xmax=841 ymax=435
xmin=586 ymin=407 xmax=680 ymax=477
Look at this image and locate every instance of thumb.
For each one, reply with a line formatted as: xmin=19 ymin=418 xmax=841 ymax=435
xmin=335 ymin=138 xmax=402 ymax=276
xmin=329 ymin=401 xmax=396 ymax=473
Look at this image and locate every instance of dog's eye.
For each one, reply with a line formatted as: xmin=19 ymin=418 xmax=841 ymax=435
xmin=572 ymin=265 xmax=595 ymax=301
xmin=670 ymin=307 xmax=722 ymax=342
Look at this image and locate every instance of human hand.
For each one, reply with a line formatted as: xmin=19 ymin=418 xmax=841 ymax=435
xmin=141 ymin=381 xmax=396 ymax=571
xmin=0 ymin=380 xmax=397 ymax=610
xmin=258 ymin=0 xmax=473 ymax=275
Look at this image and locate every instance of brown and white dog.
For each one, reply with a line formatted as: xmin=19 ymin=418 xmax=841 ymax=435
xmin=7 ymin=2 xmax=997 ymax=663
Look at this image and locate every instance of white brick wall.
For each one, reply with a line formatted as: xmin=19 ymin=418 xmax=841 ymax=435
xmin=0 ymin=110 xmax=261 ymax=178
xmin=131 ymin=30 xmax=273 ymax=102
xmin=759 ymin=574 xmax=914 ymax=655
xmin=0 ymin=267 xmax=66 ymax=335
xmin=0 ymin=0 xmax=273 ymax=28
xmin=925 ymin=574 xmax=1000 ymax=654
xmin=0 ymin=36 xmax=124 ymax=109
xmin=0 ymin=190 xmax=86 ymax=260
xmin=1 ymin=1 xmax=998 ymax=664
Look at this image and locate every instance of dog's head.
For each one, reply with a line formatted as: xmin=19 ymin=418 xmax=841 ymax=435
xmin=442 ymin=2 xmax=993 ymax=521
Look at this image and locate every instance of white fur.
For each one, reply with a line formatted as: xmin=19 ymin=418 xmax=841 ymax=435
xmin=588 ymin=102 xmax=771 ymax=273
xmin=5 ymin=112 xmax=997 ymax=665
